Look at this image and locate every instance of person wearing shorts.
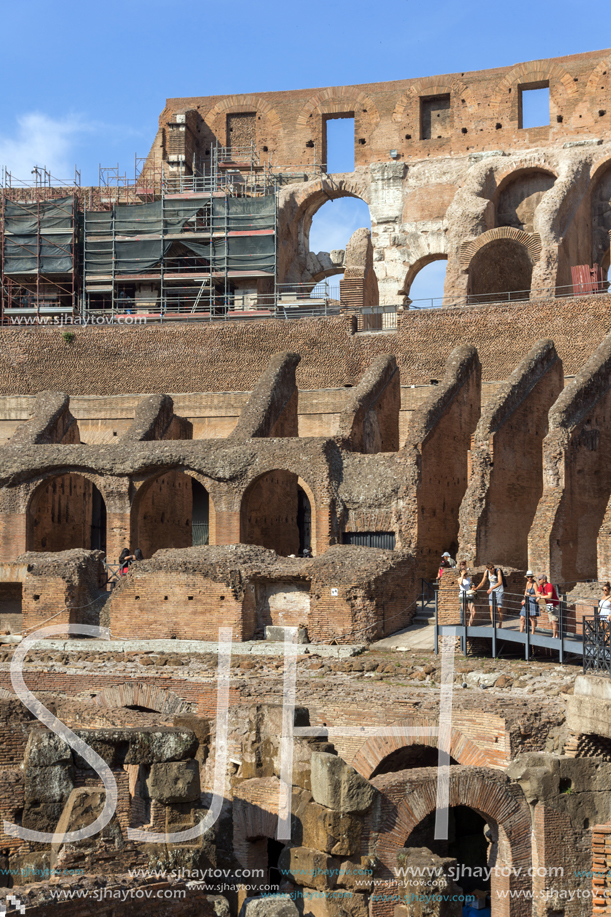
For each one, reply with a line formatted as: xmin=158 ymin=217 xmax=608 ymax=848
xmin=536 ymin=575 xmax=559 ymax=638
xmin=598 ymin=583 xmax=611 ymax=620
xmin=520 ymin=571 xmax=539 ymax=634
xmin=459 ymin=567 xmax=476 ymax=626
xmin=476 ymin=563 xmax=504 ymax=626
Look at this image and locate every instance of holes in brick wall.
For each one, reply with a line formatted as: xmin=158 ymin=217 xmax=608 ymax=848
xmin=559 ymin=778 xmax=572 ymax=792
xmin=599 ymin=110 xmax=607 ymax=117
xmin=557 ymin=115 xmax=563 ymax=123
xmin=188 ymin=596 xmax=194 ymax=600
xmin=405 ymin=134 xmax=411 ymax=139
xmin=358 ymin=138 xmax=366 ymax=144
xmin=164 ymin=596 xmax=168 ymax=601
xmin=495 ymin=123 xmax=502 ymax=129
xmin=135 ymin=596 xmax=140 ymax=600
xmin=220 ymin=596 xmax=225 ymax=601
xmin=263 ymin=146 xmax=268 ymax=152
xmin=113 ymin=431 xmax=117 ymax=436
xmin=305 ymin=140 xmax=314 ymax=148
xmin=33 ymin=595 xmax=40 ymax=601
xmin=461 ymin=128 xmax=468 ymax=134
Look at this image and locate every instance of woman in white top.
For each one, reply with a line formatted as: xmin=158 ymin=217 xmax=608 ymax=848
xmin=476 ymin=563 xmax=505 ymax=626
xmin=458 ymin=564 xmax=476 ymax=626
xmin=599 ymin=582 xmax=611 ymax=620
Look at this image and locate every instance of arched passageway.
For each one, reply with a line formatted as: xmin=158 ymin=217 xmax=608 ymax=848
xmin=240 ymin=472 xmax=315 ymax=557
xmin=405 ymin=255 xmax=448 ymax=307
xmin=407 ymin=805 xmax=491 ymax=895
xmin=27 ymin=474 xmax=107 ymax=554
xmin=468 ymin=238 xmax=533 ymax=302
xmin=308 ymin=196 xmax=371 ymax=257
xmin=370 ymin=743 xmax=458 ymax=777
xmin=130 ymin=470 xmax=214 ymax=559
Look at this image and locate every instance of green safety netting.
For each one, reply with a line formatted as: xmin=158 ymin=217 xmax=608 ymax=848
xmin=84 ymin=195 xmax=275 ymax=276
xmin=3 ymin=197 xmax=75 ymax=273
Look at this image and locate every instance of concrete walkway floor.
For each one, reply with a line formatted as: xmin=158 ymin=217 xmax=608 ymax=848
xmin=371 ymin=621 xmax=435 ymax=652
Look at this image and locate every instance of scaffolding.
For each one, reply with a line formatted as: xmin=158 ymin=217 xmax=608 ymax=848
xmin=0 ymin=166 xmax=81 ymax=323
xmin=83 ymin=144 xmax=278 ymax=319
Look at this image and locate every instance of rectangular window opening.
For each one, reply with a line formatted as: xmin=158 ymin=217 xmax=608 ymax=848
xmin=420 ymin=95 xmax=451 ymax=140
xmin=0 ymin=583 xmax=22 ymax=634
xmin=325 ymin=116 xmax=355 ymax=174
xmin=520 ymin=84 xmax=550 ymax=129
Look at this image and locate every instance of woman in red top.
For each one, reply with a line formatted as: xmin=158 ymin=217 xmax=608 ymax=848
xmin=535 ymin=574 xmax=559 ymax=638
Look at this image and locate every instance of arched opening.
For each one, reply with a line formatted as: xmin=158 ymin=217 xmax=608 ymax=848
xmin=308 ymin=196 xmax=371 ymax=298
xmin=370 ymin=744 xmax=458 ymax=777
xmin=405 ymin=255 xmax=448 ymax=308
xmin=297 ymin=486 xmax=311 ymax=554
xmin=27 ymin=474 xmax=107 ymax=554
xmin=495 ymin=169 xmax=556 ymax=232
xmin=241 ymin=470 xmax=301 ymax=556
xmin=406 ymin=805 xmax=492 ymax=895
xmin=468 ymin=238 xmax=533 ymax=303
xmin=240 ymin=472 xmax=316 ymax=556
xmin=590 ymin=161 xmax=611 ymax=271
xmin=131 ymin=469 xmax=214 ymax=559
xmin=191 ymin=478 xmax=209 ymax=546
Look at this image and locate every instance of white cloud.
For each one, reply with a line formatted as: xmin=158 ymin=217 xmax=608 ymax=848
xmin=0 ymin=112 xmax=88 ymax=182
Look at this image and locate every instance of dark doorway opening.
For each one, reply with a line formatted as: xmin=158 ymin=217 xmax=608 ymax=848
xmin=267 ymin=838 xmax=284 ymax=891
xmin=297 ymin=486 xmax=311 ymax=555
xmin=192 ymin=479 xmax=210 ymax=546
xmin=407 ymin=805 xmax=490 ymax=894
xmin=91 ymin=484 xmax=107 ymax=554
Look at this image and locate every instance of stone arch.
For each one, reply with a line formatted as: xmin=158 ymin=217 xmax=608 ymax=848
xmin=92 ymin=682 xmax=192 ymax=715
xmin=589 ymin=156 xmax=611 ymax=269
xmin=401 ymin=253 xmax=448 ymax=303
xmin=490 ymin=59 xmax=578 ymax=125
xmin=583 ymin=55 xmax=611 ymax=121
xmin=351 ymin=719 xmax=490 ymax=778
xmin=129 ymin=466 xmax=218 ymax=558
xmin=240 ymin=468 xmax=319 ymax=557
xmin=296 ymin=90 xmax=380 ymax=130
xmin=289 ymin=177 xmax=371 ymax=276
xmin=460 ymin=227 xmax=542 ymax=267
xmin=492 ymin=167 xmax=557 ymax=233
xmin=26 ymin=470 xmax=109 ymax=554
xmin=203 ymin=95 xmax=282 ymax=140
xmin=366 ymin=767 xmax=532 ymax=915
xmin=295 ymin=91 xmax=379 ymax=173
xmin=392 ymin=77 xmax=476 ymax=138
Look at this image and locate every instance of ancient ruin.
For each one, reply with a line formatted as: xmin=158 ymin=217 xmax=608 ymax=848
xmin=1 ymin=45 xmax=611 ymax=917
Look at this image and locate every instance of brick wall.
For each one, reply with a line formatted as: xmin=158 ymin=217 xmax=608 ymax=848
xmin=0 ymin=295 xmax=609 ymax=397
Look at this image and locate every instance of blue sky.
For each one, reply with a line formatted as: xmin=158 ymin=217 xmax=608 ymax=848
xmin=0 ymin=0 xmax=604 ymax=299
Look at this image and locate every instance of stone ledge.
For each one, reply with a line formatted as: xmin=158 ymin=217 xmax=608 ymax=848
xmin=32 ymin=639 xmax=365 ymax=658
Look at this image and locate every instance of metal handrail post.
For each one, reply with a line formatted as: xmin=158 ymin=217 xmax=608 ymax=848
xmin=525 ymin=605 xmax=530 ymax=662
xmin=492 ymin=591 xmax=497 ymax=658
xmin=560 ymin=593 xmax=565 ymax=664
xmin=434 ymin=590 xmax=439 ymax=656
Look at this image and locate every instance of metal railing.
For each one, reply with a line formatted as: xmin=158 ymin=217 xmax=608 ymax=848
xmin=583 ymin=617 xmax=611 ymax=675
xmin=408 ymin=281 xmax=610 ymax=311
xmin=434 ymin=586 xmax=608 ymax=664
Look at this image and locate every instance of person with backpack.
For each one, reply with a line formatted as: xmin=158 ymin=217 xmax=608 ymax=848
xmin=475 ymin=563 xmax=506 ymax=626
